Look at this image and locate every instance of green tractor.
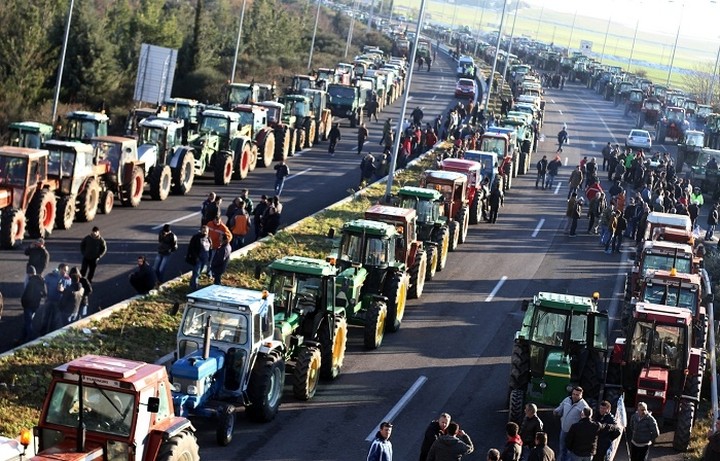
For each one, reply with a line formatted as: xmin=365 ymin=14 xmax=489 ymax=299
xmin=396 ymin=186 xmax=451 ymax=277
xmin=7 ymin=121 xmax=54 ymax=148
xmin=507 ymin=292 xmax=609 ymax=424
xmin=329 ymin=219 xmax=410 ymax=349
xmin=263 ymin=256 xmax=349 ymax=400
xmin=278 ymin=94 xmax=316 ymax=151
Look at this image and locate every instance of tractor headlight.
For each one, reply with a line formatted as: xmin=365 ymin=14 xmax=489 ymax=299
xmin=539 ymin=381 xmax=547 ymax=389
xmin=637 ymin=389 xmax=647 ymax=395
xmin=187 ymin=385 xmax=198 ymax=395
xmin=566 ymin=385 xmax=573 ymax=393
xmin=655 ymin=391 xmax=666 ymax=398
xmin=172 ymin=382 xmax=182 ymax=393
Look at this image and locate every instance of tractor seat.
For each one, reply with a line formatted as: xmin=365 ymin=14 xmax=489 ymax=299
xmin=294 ymin=293 xmax=317 ymax=316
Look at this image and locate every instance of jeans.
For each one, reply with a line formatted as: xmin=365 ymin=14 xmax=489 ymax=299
xmin=630 ymin=444 xmax=650 ymax=461
xmin=190 ymin=260 xmax=208 ymax=291
xmin=600 ymin=224 xmax=610 ymax=245
xmin=569 ymin=217 xmax=579 ymax=235
xmin=567 ymin=185 xmax=579 ymax=199
xmin=80 ymin=258 xmax=98 ymax=282
xmin=545 ymin=173 xmax=557 ymax=189
xmin=275 ymin=177 xmax=286 ymax=196
xmin=23 ymin=308 xmax=36 ymax=341
xmin=706 ymin=224 xmax=716 ymax=240
xmin=153 ymin=253 xmax=171 ymax=283
xmin=536 ymin=172 xmax=546 ymax=188
xmin=231 ymin=235 xmax=246 ymax=251
xmin=559 ymin=431 xmax=570 ymax=461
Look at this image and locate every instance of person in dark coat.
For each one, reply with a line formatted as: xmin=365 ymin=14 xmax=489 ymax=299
xmin=328 ymin=123 xmax=341 ymax=155
xmin=488 ymin=185 xmax=504 ymax=223
xmin=593 ymin=401 xmax=621 ymax=461
xmin=59 ymin=270 xmax=84 ymax=326
xmin=25 ymin=238 xmax=50 ymax=277
xmin=80 ymin=226 xmax=107 ymax=282
xmin=419 ymin=413 xmax=451 ymax=461
xmin=360 ymin=154 xmax=377 ymax=187
xmin=367 ymin=422 xmax=393 ymax=461
xmin=427 ymin=422 xmax=474 ymax=461
xmin=154 ymin=224 xmax=178 ymax=283
xmin=129 ymin=255 xmax=157 ymax=295
xmin=21 ymin=265 xmax=47 ymax=341
xmin=210 ymin=235 xmax=232 ymax=285
xmin=566 ymin=408 xmax=618 ymax=461
xmin=69 ymin=267 xmax=93 ymax=319
xmin=501 ymin=422 xmax=522 ymax=461
xmin=529 ymin=432 xmax=555 ymax=461
xmin=262 ymin=205 xmax=281 ymax=237
xmin=520 ymin=404 xmax=544 ymax=461
xmin=702 ymin=417 xmax=720 ymax=461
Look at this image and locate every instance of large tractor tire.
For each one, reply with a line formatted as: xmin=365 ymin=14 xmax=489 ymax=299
xmin=434 ymin=226 xmax=450 ymax=270
xmin=233 ymin=143 xmax=251 ymax=180
xmin=122 ymin=166 xmax=144 ymax=207
xmin=305 ymin=120 xmax=316 ymax=148
xmin=27 ymin=189 xmax=56 ymax=238
xmin=157 ymin=430 xmax=200 ymax=461
xmin=149 ymin=165 xmax=172 ymax=201
xmin=77 ymin=179 xmax=100 ymax=222
xmin=320 ymin=315 xmax=348 ymax=380
xmin=425 ymin=244 xmax=438 ymax=281
xmin=292 ymin=346 xmax=321 ymax=401
xmin=246 ymin=351 xmax=285 ymax=422
xmin=363 ymin=299 xmax=387 ymax=349
xmin=214 ymin=152 xmax=233 ymax=186
xmin=172 ymin=151 xmax=195 ymax=195
xmin=508 ymin=388 xmax=526 ymax=424
xmin=215 ymin=404 xmax=235 ymax=446
xmin=448 ymin=220 xmax=460 ymax=251
xmin=98 ymin=190 xmax=114 ymax=215
xmin=287 ymin=129 xmax=297 ymax=157
xmin=296 ymin=128 xmax=306 ymax=153
xmin=0 ymin=209 xmax=26 ymax=249
xmin=259 ymin=131 xmax=275 ymax=167
xmin=248 ymin=145 xmax=258 ymax=172
xmin=274 ymin=128 xmax=290 ymax=161
xmin=457 ymin=206 xmax=470 ymax=244
xmin=385 ymin=272 xmax=409 ymax=333
xmin=673 ymin=400 xmax=696 ymax=451
xmin=469 ymin=194 xmax=480 ymax=225
xmin=55 ymin=196 xmax=75 ymax=230
xmin=408 ymin=249 xmax=427 ymax=299
xmin=508 ymin=342 xmax=530 ymax=390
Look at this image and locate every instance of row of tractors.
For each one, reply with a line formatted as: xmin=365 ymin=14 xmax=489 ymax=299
xmin=0 ymin=46 xmax=409 ymax=250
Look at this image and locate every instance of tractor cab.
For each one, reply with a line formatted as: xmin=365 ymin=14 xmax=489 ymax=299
xmin=280 ymin=95 xmax=312 ymax=120
xmin=638 ymin=269 xmax=700 ymax=314
xmin=60 ymin=111 xmax=109 ymax=143
xmin=316 ymin=68 xmax=338 ymax=87
xmin=288 ymin=75 xmax=317 ymax=94
xmin=124 ymin=107 xmax=157 ymax=138
xmin=137 ymin=116 xmax=185 ymax=172
xmin=420 ymin=170 xmax=468 ymax=220
xmin=232 ymin=104 xmax=269 ymax=139
xmin=334 ymin=219 xmax=401 ymax=271
xmin=644 ymin=212 xmax=692 ymax=243
xmin=256 ymin=101 xmax=284 ymax=127
xmin=226 ymin=82 xmax=274 ymax=109
xmin=480 ymin=131 xmax=514 ymax=185
xmin=629 ymin=89 xmax=644 ymax=103
xmin=0 ymin=147 xmax=49 ymax=211
xmin=196 ymin=109 xmax=241 ymax=149
xmin=364 ymin=205 xmax=419 ymax=267
xmin=165 ymin=97 xmax=202 ymax=133
xmin=91 ymin=136 xmax=139 ymax=179
xmin=397 ymin=186 xmax=445 ymax=228
xmin=7 ymin=121 xmax=54 ymax=148
xmin=43 ymin=140 xmax=98 ymax=198
xmin=464 ymin=150 xmax=501 ymax=189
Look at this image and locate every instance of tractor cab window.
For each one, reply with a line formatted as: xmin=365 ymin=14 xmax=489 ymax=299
xmin=28 ymin=159 xmax=44 ymax=186
xmin=339 ymin=233 xmax=363 ymax=263
xmin=0 ymin=157 xmax=28 ymax=186
xmin=666 ymin=111 xmax=684 ymax=122
xmin=592 ymin=315 xmax=608 ymax=350
xmin=630 ymin=321 xmax=685 ymax=369
xmin=200 ymin=116 xmax=229 ymax=135
xmin=568 ymin=313 xmax=588 ymax=344
xmin=47 ymin=150 xmax=74 ymax=177
xmin=640 ymin=254 xmax=692 ymax=274
xmin=685 ymin=132 xmax=704 ymax=147
xmin=181 ymin=307 xmax=248 ymax=345
xmin=480 ymin=137 xmax=505 ymax=156
xmin=642 ymin=283 xmax=697 ymax=312
xmin=415 ymin=199 xmax=437 ymax=222
xmin=265 ymin=107 xmax=280 ymax=124
xmin=365 ymin=236 xmax=389 ymax=266
xmin=435 ymin=184 xmax=454 ymax=204
xmin=293 ymin=101 xmax=309 ymax=118
xmin=532 ymin=310 xmax=567 ymax=347
xmin=92 ymin=142 xmax=121 ymax=172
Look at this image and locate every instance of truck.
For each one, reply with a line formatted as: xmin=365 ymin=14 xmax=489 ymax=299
xmin=508 ymin=292 xmax=609 ymax=423
xmin=27 ymin=354 xmax=200 ymax=461
xmin=327 ymin=83 xmax=365 ymax=128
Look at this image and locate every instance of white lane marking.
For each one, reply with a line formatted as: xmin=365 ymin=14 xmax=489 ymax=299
xmin=441 ymin=76 xmax=445 ymax=81
xmin=564 ymin=157 xmax=569 ymax=166
xmin=551 ymin=99 xmax=555 ymax=104
xmin=554 ymin=183 xmax=561 ymax=195
xmin=432 ymin=95 xmax=437 ymax=100
xmin=576 ymin=97 xmax=618 ymax=143
xmin=152 ymin=212 xmax=200 ymax=230
xmin=532 ymin=219 xmax=545 ymax=238
xmin=287 ymin=168 xmax=312 ymax=180
xmin=485 ymin=276 xmax=508 ymax=302
xmin=559 ymin=110 xmax=563 ymax=115
xmin=365 ymin=376 xmax=428 ymax=441
xmin=591 ymin=140 xmax=596 ymax=149
xmin=408 ymin=96 xmax=413 ymax=101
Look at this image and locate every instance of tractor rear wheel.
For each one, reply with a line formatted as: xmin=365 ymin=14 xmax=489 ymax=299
xmin=233 ymin=143 xmax=251 ymax=180
xmin=172 ymin=151 xmax=195 ymax=195
xmin=215 ymin=404 xmax=235 ymax=446
xmin=408 ymin=249 xmax=427 ymax=299
xmin=434 ymin=226 xmax=450 ymax=270
xmin=306 ymin=120 xmax=316 ymax=148
xmin=320 ymin=315 xmax=348 ymax=380
xmin=275 ymin=128 xmax=290 ymax=161
xmin=0 ymin=209 xmax=26 ymax=249
xmin=248 ymin=145 xmax=258 ymax=172
xmin=508 ymin=388 xmax=526 ymax=424
xmin=149 ymin=165 xmax=172 ymax=201
xmin=157 ymin=430 xmax=200 ymax=461
xmin=508 ymin=342 xmax=530 ymax=390
xmin=363 ymin=300 xmax=387 ymax=349
xmin=385 ymin=272 xmax=409 ymax=333
xmin=448 ymin=220 xmax=460 ymax=251
xmin=77 ymin=179 xmax=100 ymax=222
xmin=457 ymin=206 xmax=469 ymax=244
xmin=296 ymin=128 xmax=306 ymax=153
xmin=214 ymin=152 xmax=233 ymax=186
xmin=98 ymin=190 xmax=114 ymax=215
xmin=288 ymin=129 xmax=297 ymax=156
xmin=259 ymin=132 xmax=275 ymax=167
xmin=246 ymin=351 xmax=285 ymax=422
xmin=123 ymin=166 xmax=144 ymax=207
xmin=425 ymin=244 xmax=438 ymax=281
xmin=27 ymin=189 xmax=56 ymax=238
xmin=469 ymin=193 xmax=480 ymax=224
xmin=673 ymin=399 xmax=696 ymax=451
xmin=292 ymin=346 xmax=321 ymax=401
xmin=55 ymin=196 xmax=75 ymax=230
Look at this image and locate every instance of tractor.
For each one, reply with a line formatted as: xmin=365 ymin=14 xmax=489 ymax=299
xmin=231 ymin=104 xmax=276 ymax=168
xmin=90 ymin=136 xmax=147 ymax=208
xmin=420 ymin=170 xmax=468 ymax=250
xmin=705 ymin=114 xmax=720 ymax=149
xmin=636 ymin=98 xmax=663 ymax=129
xmin=624 ymin=240 xmax=697 ymax=303
xmin=604 ymin=301 xmax=706 ymax=451
xmin=225 ymin=81 xmax=275 ymax=109
xmin=688 ymin=147 xmax=720 ymax=198
xmin=278 ymin=94 xmax=316 ymax=151
xmin=171 ymin=285 xmax=286 ymax=446
xmin=441 ymin=158 xmax=486 ymax=226
xmin=137 ymin=117 xmax=196 ymax=198
xmin=59 ymin=111 xmax=109 ymax=143
xmin=327 ymin=83 xmax=365 ymax=128
xmin=614 ymin=81 xmax=634 ymax=107
xmin=624 ymin=89 xmax=644 ymax=117
xmin=329 ymin=218 xmax=410 ymax=342
xmin=364 ymin=205 xmax=427 ymax=299
xmin=656 ymin=107 xmax=688 ymax=144
xmin=463 ymin=150 xmax=503 ymax=191
xmin=0 ymin=147 xmax=57 ymax=248
xmin=29 ymin=354 xmax=200 ymax=461
xmin=255 ymin=100 xmax=296 ymax=160
xmin=302 ymin=88 xmax=333 ymax=143
xmin=165 ymin=97 xmax=203 ymax=134
xmin=7 ymin=121 xmax=54 ymax=148
xmin=124 ymin=107 xmax=158 ymax=139
xmin=44 ymin=140 xmax=143 ymax=230
xmin=676 ymin=130 xmax=705 ymax=173
xmin=480 ymin=131 xmax=514 ymax=189
xmin=262 ymin=256 xmax=348 ymax=399
xmin=695 ymin=105 xmax=714 ymax=130
xmin=508 ymin=292 xmax=609 ymax=424
xmin=396 ymin=186 xmax=451 ymax=277
xmin=189 ymin=109 xmax=256 ymax=183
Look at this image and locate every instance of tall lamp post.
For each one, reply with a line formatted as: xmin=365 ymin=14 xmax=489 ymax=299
xmin=599 ymin=15 xmax=612 ymax=63
xmin=307 ymin=0 xmax=322 ymax=71
xmin=567 ymin=8 xmax=578 ymax=50
xmin=666 ymin=1 xmax=685 ymax=86
xmin=230 ymin=0 xmax=248 ymax=83
xmin=484 ymin=0 xmax=510 ymax=110
xmin=535 ymin=5 xmax=545 ymax=40
xmin=709 ymin=42 xmax=720 ymax=104
xmin=473 ymin=0 xmax=488 ymax=57
xmin=627 ymin=17 xmax=640 ymax=72
xmin=51 ymin=0 xmax=75 ymax=125
xmin=344 ymin=0 xmax=358 ymax=58
xmin=502 ymin=0 xmax=520 ymax=83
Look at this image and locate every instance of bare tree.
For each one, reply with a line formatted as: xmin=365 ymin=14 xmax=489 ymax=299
xmin=683 ymin=63 xmax=715 ymax=104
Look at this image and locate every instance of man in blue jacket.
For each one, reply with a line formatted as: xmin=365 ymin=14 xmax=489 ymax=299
xmin=368 ymin=422 xmax=393 ymax=461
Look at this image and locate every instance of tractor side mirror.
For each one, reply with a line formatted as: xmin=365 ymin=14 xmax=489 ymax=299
xmin=521 ymin=299 xmax=530 ymax=311
xmin=327 ymin=228 xmax=335 ymax=239
xmin=254 ymin=265 xmax=262 ymax=279
xmin=146 ymin=397 xmax=160 ymax=413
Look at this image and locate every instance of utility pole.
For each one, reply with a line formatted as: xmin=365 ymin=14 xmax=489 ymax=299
xmin=51 ymin=0 xmax=75 ymax=126
xmin=484 ymin=0 xmax=509 ymax=111
xmin=308 ymin=0 xmax=322 ymax=71
xmin=230 ymin=0 xmax=248 ymax=84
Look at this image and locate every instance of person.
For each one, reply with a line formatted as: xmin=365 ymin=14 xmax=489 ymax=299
xmin=557 ymin=127 xmax=568 ymax=153
xmin=427 ymin=54 xmax=432 ymax=71
xmin=601 ymin=142 xmax=611 ymax=172
xmin=210 ymin=234 xmax=232 ymax=285
xmin=129 ymin=255 xmax=156 ymax=295
xmin=360 ymin=154 xmax=377 ymax=187
xmin=262 ymin=204 xmax=281 ymax=236
xmin=707 ymin=157 xmax=719 ymax=171
xmin=553 ymin=386 xmax=590 ymax=461
xmin=253 ymin=195 xmax=269 ymax=240
xmin=80 ymin=226 xmax=107 ymax=283
xmin=274 ymin=160 xmax=290 ymax=196
xmin=427 ymin=422 xmax=474 ymax=461
xmin=358 ymin=123 xmax=369 ymax=155
xmin=207 ymin=215 xmax=232 ymax=264
xmin=488 ymin=184 xmax=504 ymax=224
xmin=186 ymin=225 xmax=211 ymax=291
xmin=566 ymin=407 xmax=617 ymax=461
xmin=328 ymin=123 xmax=341 ymax=156
xmin=546 ymin=156 xmax=562 ymax=189
xmin=569 ymin=197 xmax=583 ymax=237
xmin=21 ymin=265 xmax=46 ymax=341
xmin=628 ymin=402 xmax=659 ymax=461
xmin=707 ymin=202 xmax=719 ymax=241
xmin=25 ymin=238 xmax=50 ymax=278
xmin=59 ymin=269 xmax=84 ymax=325
xmin=419 ymin=413 xmax=451 ymax=461
xmin=239 ymin=189 xmax=254 ymax=215
xmin=520 ymin=404 xmax=544 ymax=461
xmin=500 ymin=422 xmax=522 ymax=461
xmin=154 ymin=224 xmax=178 ymax=283
xmin=412 ymin=106 xmax=424 ymax=126
xmin=702 ymin=416 xmax=720 ymax=461
xmin=367 ymin=99 xmax=379 ymax=123
xmin=200 ymin=192 xmax=217 ymax=225
xmin=691 ymin=186 xmax=705 ymax=208
xmin=568 ymin=165 xmax=584 ymax=199
xmin=606 ymin=211 xmax=627 ymax=254
xmin=229 ymin=207 xmax=250 ymax=250
xmin=588 ymin=192 xmax=606 ymax=235
xmin=367 ymin=421 xmax=393 ymax=461
xmin=536 ymin=156 xmax=548 ymax=189
xmin=593 ymin=401 xmax=621 ymax=461
xmin=381 ymin=118 xmax=393 ymax=146
xmin=529 ymin=432 xmax=555 ymax=461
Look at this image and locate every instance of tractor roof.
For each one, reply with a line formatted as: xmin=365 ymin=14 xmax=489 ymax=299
xmin=233 ymin=104 xmax=267 ymax=114
xmin=642 ymin=240 xmax=693 ymax=255
xmin=256 ymin=101 xmax=284 ymax=110
xmin=342 ymin=219 xmax=397 ymax=237
xmin=268 ymin=255 xmax=337 ymax=277
xmin=644 ymin=269 xmax=701 ymax=284
xmin=164 ymin=97 xmax=200 ymax=106
xmin=139 ymin=116 xmax=184 ymax=129
xmin=53 ymin=355 xmax=167 ymax=391
xmin=92 ymin=135 xmax=138 ymax=147
xmin=202 ymin=109 xmax=241 ymax=122
xmin=365 ymin=204 xmax=416 ymax=222
xmin=303 ymin=88 xmax=326 ymax=95
xmin=647 ymin=212 xmax=691 ymax=231
xmin=0 ymin=146 xmax=48 ymax=159
xmin=8 ymin=121 xmax=53 ymax=133
xmin=187 ymin=285 xmax=274 ymax=315
xmin=43 ymin=139 xmax=94 ymax=154
xmin=398 ymin=185 xmax=443 ymax=201
xmin=280 ymin=94 xmax=310 ymax=102
xmin=442 ymin=158 xmax=482 ymax=172
xmin=66 ymin=110 xmax=109 ymax=122
xmin=464 ymin=150 xmax=499 ymax=162
xmin=423 ymin=169 xmax=467 ymax=183
xmin=634 ymin=302 xmax=692 ymax=324
xmin=535 ymin=292 xmax=598 ymax=312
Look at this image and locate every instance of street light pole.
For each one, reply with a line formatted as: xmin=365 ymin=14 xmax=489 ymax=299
xmin=344 ymin=0 xmax=358 ymax=58
xmin=51 ymin=0 xmax=75 ymax=125
xmin=599 ymin=15 xmax=612 ymax=63
xmin=473 ymin=0 xmax=488 ymax=57
xmin=535 ymin=5 xmax=545 ymax=40
xmin=307 ymin=0 xmax=322 ymax=71
xmin=666 ymin=2 xmax=685 ymax=86
xmin=709 ymin=43 xmax=720 ymax=104
xmin=230 ymin=0 xmax=248 ymax=83
xmin=484 ymin=0 xmax=510 ymax=110
xmin=567 ymin=8 xmax=578 ymax=50
xmin=502 ymin=1 xmax=520 ymax=83
xmin=628 ymin=17 xmax=640 ymax=72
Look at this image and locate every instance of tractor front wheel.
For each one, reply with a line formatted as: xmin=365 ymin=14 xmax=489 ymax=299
xmin=296 ymin=128 xmax=306 ymax=153
xmin=448 ymin=220 xmax=460 ymax=251
xmin=149 ymin=165 xmax=172 ymax=201
xmin=55 ymin=196 xmax=75 ymax=230
xmin=673 ymin=400 xmax=696 ymax=451
xmin=0 ymin=209 xmax=26 ymax=249
xmin=306 ymin=120 xmax=316 ymax=148
xmin=509 ymin=342 xmax=530 ymax=390
xmin=214 ymin=152 xmax=233 ymax=186
xmin=457 ymin=206 xmax=469 ymax=244
xmin=77 ymin=179 xmax=100 ymax=222
xmin=27 ymin=189 xmax=56 ymax=238
xmin=385 ymin=272 xmax=409 ymax=333
xmin=157 ymin=430 xmax=200 ymax=461
xmin=292 ymin=346 xmax=321 ymax=401
xmin=172 ymin=151 xmax=195 ymax=195
xmin=246 ymin=351 xmax=285 ymax=422
xmin=123 ymin=166 xmax=144 ymax=207
xmin=469 ymin=193 xmax=480 ymax=224
xmin=215 ymin=404 xmax=235 ymax=446
xmin=408 ymin=249 xmax=427 ymax=299
xmin=233 ymin=143 xmax=251 ymax=180
xmin=435 ymin=226 xmax=450 ymax=269
xmin=364 ymin=300 xmax=387 ymax=349
xmin=259 ymin=132 xmax=275 ymax=167
xmin=98 ymin=190 xmax=114 ymax=215
xmin=320 ymin=315 xmax=348 ymax=380
xmin=248 ymin=145 xmax=258 ymax=171
xmin=508 ymin=388 xmax=526 ymax=424
xmin=425 ymin=244 xmax=438 ymax=281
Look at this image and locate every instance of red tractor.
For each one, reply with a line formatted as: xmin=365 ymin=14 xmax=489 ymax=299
xmin=420 ymin=170 xmax=469 ymax=250
xmin=440 ymin=158 xmax=486 ymax=225
xmin=656 ymin=107 xmax=688 ymax=144
xmin=636 ymin=97 xmax=663 ymax=129
xmin=625 ymin=240 xmax=697 ymax=302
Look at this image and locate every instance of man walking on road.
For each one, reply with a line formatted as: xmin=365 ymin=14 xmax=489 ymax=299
xmin=80 ymin=226 xmax=107 ymax=283
xmin=546 ymin=156 xmax=562 ymax=189
xmin=553 ymin=386 xmax=589 ymax=461
xmin=358 ymin=123 xmax=369 ymax=155
xmin=557 ymin=126 xmax=568 ymax=153
xmin=328 ymin=123 xmax=341 ymax=156
xmin=274 ymin=160 xmax=290 ymax=196
xmin=367 ymin=421 xmax=393 ymax=461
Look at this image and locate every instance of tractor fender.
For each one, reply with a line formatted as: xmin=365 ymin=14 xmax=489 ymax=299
xmin=258 ymin=340 xmax=284 ymax=355
xmin=137 ymin=144 xmax=159 ymax=175
xmin=408 ymin=241 xmax=420 ymax=267
xmin=169 ymin=146 xmax=195 ymax=169
xmin=255 ymin=128 xmax=270 ymax=147
xmin=0 ymin=189 xmax=11 ymax=209
xmin=235 ymin=135 xmax=253 ymax=153
xmin=688 ymin=347 xmax=704 ymax=375
xmin=143 ymin=417 xmax=196 ymax=461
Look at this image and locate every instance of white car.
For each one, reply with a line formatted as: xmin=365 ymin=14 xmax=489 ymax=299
xmin=626 ymin=129 xmax=652 ymax=150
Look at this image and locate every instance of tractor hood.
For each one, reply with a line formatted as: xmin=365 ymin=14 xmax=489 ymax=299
xmin=137 ymin=144 xmax=159 ymax=172
xmin=171 ymin=348 xmax=225 ymax=412
xmin=30 ymin=439 xmax=104 ymax=461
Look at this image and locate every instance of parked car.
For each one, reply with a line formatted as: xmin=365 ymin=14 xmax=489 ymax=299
xmin=455 ymin=78 xmax=477 ymax=100
xmin=626 ymin=129 xmax=652 ymax=149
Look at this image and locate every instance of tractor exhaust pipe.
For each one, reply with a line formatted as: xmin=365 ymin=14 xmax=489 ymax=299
xmin=203 ymin=316 xmax=212 ymax=360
